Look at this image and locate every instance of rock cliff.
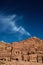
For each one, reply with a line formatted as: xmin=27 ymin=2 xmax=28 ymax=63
xmin=0 ymin=37 xmax=43 ymax=65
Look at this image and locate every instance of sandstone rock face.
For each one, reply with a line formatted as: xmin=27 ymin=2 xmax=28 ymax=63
xmin=0 ymin=37 xmax=43 ymax=64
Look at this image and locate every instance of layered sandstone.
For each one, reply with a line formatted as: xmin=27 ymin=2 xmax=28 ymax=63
xmin=0 ymin=37 xmax=43 ymax=65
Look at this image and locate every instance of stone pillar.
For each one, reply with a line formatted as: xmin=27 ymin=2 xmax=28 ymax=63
xmin=29 ymin=54 xmax=37 ymax=62
xmin=22 ymin=55 xmax=30 ymax=62
xmin=37 ymin=54 xmax=42 ymax=63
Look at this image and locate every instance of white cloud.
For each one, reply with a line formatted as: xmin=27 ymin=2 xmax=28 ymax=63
xmin=0 ymin=14 xmax=31 ymax=37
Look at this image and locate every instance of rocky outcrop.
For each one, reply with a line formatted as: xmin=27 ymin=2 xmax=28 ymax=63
xmin=0 ymin=37 xmax=43 ymax=64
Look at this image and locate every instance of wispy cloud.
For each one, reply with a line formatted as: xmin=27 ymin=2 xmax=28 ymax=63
xmin=0 ymin=14 xmax=31 ymax=40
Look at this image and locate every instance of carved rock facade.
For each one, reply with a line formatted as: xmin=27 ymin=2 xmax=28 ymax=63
xmin=0 ymin=37 xmax=43 ymax=63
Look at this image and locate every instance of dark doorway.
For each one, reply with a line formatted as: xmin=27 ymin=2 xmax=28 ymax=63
xmin=27 ymin=52 xmax=29 ymax=55
xmin=42 ymin=57 xmax=43 ymax=63
xmin=22 ymin=55 xmax=24 ymax=61
xmin=37 ymin=56 xmax=38 ymax=62
xmin=16 ymin=58 xmax=18 ymax=61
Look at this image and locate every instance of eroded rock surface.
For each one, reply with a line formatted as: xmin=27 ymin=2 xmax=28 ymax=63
xmin=0 ymin=37 xmax=43 ymax=64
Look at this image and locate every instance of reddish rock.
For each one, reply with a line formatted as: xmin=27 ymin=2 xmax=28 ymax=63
xmin=0 ymin=37 xmax=43 ymax=64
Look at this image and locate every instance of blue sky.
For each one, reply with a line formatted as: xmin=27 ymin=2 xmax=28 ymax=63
xmin=0 ymin=14 xmax=31 ymax=42
xmin=0 ymin=0 xmax=43 ymax=43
